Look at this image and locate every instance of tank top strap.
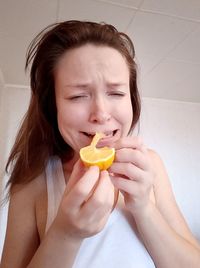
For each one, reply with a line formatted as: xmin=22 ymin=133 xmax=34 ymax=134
xmin=45 ymin=156 xmax=66 ymax=233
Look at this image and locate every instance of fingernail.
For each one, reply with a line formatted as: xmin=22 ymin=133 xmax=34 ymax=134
xmin=101 ymin=170 xmax=108 ymax=176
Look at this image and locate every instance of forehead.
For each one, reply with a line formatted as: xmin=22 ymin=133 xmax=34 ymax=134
xmin=54 ymin=44 xmax=129 ymax=81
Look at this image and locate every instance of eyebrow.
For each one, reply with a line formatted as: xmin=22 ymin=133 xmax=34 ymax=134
xmin=64 ymin=82 xmax=127 ymax=89
xmin=106 ymin=82 xmax=127 ymax=88
xmin=64 ymin=84 xmax=90 ymax=89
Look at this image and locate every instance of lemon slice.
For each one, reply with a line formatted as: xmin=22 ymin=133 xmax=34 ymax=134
xmin=80 ymin=132 xmax=115 ymax=170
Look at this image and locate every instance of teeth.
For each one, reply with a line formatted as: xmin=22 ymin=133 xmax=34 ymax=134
xmin=83 ymin=131 xmax=114 ymax=137
xmin=83 ymin=132 xmax=94 ymax=137
xmin=104 ymin=131 xmax=113 ymax=137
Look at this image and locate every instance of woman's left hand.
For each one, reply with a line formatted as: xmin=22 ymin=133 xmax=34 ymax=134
xmin=109 ymin=136 xmax=155 ymax=216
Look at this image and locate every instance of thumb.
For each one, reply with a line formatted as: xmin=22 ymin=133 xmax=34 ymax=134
xmin=65 ymin=159 xmax=86 ymax=195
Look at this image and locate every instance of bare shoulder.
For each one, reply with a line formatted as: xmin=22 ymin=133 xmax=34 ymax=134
xmin=147 ymin=149 xmax=170 ymax=187
xmin=147 ymin=149 xmax=200 ymax=249
xmin=1 ymin=173 xmax=47 ymax=267
xmin=147 ymin=148 xmax=165 ymax=170
xmin=147 ymin=148 xmax=183 ymax=208
xmin=11 ymin=171 xmax=47 ymax=201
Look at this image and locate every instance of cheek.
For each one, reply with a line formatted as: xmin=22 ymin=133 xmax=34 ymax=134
xmin=119 ymin=102 xmax=133 ymax=135
xmin=56 ymin=111 xmax=68 ymax=138
xmin=56 ymin=111 xmax=78 ymax=147
xmin=120 ymin=99 xmax=133 ymax=124
xmin=57 ymin=110 xmax=76 ymax=132
xmin=56 ymin=104 xmax=87 ymax=132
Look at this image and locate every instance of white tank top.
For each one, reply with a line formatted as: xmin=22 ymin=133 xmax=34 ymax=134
xmin=45 ymin=156 xmax=155 ymax=268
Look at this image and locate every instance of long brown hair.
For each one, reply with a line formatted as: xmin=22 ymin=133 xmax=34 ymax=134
xmin=6 ymin=20 xmax=141 ymax=192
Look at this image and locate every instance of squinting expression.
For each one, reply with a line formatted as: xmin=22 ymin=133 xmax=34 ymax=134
xmin=54 ymin=44 xmax=133 ymax=156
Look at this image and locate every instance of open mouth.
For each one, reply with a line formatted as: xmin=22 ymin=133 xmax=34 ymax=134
xmin=81 ymin=130 xmax=118 ymax=139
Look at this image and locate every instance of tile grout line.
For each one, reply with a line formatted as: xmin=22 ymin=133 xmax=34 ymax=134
xmin=124 ymin=0 xmax=146 ymax=33
xmin=56 ymin=0 xmax=60 ymax=22
xmin=4 ymin=84 xmax=29 ymax=89
xmin=93 ymin=0 xmax=200 ymax=24
xmin=142 ymin=24 xmax=200 ymax=78
xmin=140 ymin=8 xmax=200 ymax=24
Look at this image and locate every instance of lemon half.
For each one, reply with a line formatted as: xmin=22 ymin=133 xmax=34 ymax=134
xmin=80 ymin=132 xmax=115 ymax=170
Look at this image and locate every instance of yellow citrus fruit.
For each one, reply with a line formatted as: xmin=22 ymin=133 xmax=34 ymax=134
xmin=80 ymin=132 xmax=115 ymax=170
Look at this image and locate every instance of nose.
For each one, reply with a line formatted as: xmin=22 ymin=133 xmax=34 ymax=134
xmin=89 ymin=96 xmax=111 ymax=124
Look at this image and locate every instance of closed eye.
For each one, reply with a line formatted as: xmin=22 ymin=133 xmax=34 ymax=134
xmin=68 ymin=94 xmax=89 ymax=100
xmin=107 ymin=91 xmax=126 ymax=97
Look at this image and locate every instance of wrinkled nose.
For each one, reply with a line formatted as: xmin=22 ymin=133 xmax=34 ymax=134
xmin=89 ymin=97 xmax=111 ymax=124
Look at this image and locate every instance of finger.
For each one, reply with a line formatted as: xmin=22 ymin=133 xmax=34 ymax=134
xmin=65 ymin=160 xmax=86 ymax=195
xmin=67 ymin=165 xmax=100 ymax=207
xmin=114 ymin=136 xmax=144 ymax=151
xmin=109 ymin=162 xmax=145 ymax=182
xmin=82 ymin=170 xmax=115 ymax=216
xmin=115 ymin=148 xmax=148 ymax=170
xmin=111 ymin=175 xmax=141 ymax=196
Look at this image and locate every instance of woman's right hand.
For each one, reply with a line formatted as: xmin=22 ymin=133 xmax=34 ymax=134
xmin=53 ymin=160 xmax=116 ymax=240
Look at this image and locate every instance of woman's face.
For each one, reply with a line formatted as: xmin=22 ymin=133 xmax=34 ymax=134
xmin=54 ymin=44 xmax=133 ymax=154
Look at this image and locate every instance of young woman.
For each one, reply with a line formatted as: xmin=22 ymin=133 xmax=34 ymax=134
xmin=1 ymin=20 xmax=200 ymax=268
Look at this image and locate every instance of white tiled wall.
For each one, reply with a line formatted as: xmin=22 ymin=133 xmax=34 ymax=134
xmin=140 ymin=98 xmax=200 ymax=240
